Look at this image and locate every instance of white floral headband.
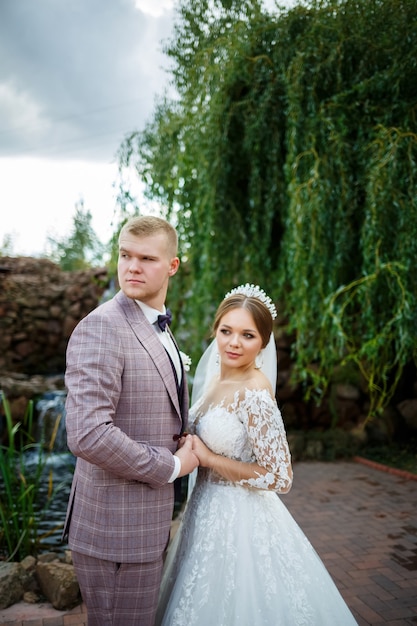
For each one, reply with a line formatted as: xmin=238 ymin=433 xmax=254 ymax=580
xmin=224 ymin=283 xmax=277 ymax=320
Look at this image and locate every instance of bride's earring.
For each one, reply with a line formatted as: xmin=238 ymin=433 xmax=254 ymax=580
xmin=215 ymin=352 xmax=220 ymax=366
xmin=255 ymin=352 xmax=263 ymax=369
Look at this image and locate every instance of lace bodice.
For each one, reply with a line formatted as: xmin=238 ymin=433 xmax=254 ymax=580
xmin=189 ymin=388 xmax=292 ymax=492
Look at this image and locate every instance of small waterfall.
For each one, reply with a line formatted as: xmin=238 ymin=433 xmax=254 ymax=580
xmin=33 ymin=390 xmax=75 ymax=550
xmin=36 ymin=390 xmax=68 ymax=452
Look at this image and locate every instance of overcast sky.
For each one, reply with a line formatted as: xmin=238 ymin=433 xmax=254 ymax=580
xmin=0 ymin=0 xmax=288 ymax=257
xmin=0 ymin=0 xmax=176 ymax=255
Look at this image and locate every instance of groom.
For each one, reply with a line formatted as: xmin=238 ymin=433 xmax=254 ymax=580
xmin=63 ymin=215 xmax=199 ymax=626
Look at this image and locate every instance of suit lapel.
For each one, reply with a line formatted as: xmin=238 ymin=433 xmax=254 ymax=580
xmin=115 ymin=292 xmax=182 ymax=418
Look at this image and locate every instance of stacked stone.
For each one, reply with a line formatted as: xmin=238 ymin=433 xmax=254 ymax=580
xmin=0 ymin=256 xmax=109 ymax=426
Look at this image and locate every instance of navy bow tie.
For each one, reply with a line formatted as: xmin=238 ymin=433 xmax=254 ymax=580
xmin=157 ymin=309 xmax=172 ymax=331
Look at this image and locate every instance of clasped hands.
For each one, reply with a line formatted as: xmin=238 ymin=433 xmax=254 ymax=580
xmin=174 ymin=433 xmax=213 ymax=477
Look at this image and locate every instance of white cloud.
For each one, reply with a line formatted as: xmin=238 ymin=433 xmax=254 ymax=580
xmin=0 ymin=158 xmax=119 ymax=256
xmin=0 ymin=82 xmax=50 ymax=156
xmin=0 ymin=0 xmax=175 ymax=161
xmin=135 ymin=0 xmax=175 ymax=18
xmin=0 ymin=0 xmax=175 ymax=255
xmin=0 ymin=83 xmax=42 ymax=128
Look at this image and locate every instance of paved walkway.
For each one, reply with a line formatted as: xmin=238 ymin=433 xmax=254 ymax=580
xmin=1 ymin=459 xmax=416 ymax=625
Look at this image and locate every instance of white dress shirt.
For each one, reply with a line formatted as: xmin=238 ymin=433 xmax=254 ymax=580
xmin=135 ymin=300 xmax=182 ymax=482
xmin=135 ymin=300 xmax=182 ymax=384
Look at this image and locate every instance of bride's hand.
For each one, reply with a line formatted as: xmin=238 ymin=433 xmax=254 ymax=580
xmin=191 ymin=435 xmax=214 ymax=468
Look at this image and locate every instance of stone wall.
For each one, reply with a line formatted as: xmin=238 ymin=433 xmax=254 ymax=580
xmin=0 ymin=257 xmax=109 ymax=427
xmin=0 ymin=257 xmax=109 ymax=375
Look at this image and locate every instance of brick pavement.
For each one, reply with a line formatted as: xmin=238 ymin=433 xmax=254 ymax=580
xmin=284 ymin=460 xmax=417 ymax=626
xmin=0 ymin=459 xmax=416 ymax=626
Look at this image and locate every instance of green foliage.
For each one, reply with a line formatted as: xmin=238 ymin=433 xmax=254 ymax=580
xmin=47 ymin=199 xmax=106 ymax=271
xmin=279 ymin=1 xmax=417 ymax=413
xmin=117 ymin=0 xmax=417 ymax=416
xmin=0 ymin=233 xmax=15 ymax=256
xmin=0 ymin=392 xmax=64 ymax=560
xmin=360 ymin=439 xmax=417 ymax=475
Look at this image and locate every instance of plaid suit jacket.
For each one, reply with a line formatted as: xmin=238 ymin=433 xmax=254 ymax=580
xmin=63 ymin=290 xmax=188 ymax=563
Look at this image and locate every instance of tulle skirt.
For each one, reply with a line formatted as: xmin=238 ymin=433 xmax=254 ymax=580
xmin=156 ymin=474 xmax=358 ymax=626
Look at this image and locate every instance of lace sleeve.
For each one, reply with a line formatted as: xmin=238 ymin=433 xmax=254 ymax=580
xmin=237 ymin=389 xmax=292 ymax=493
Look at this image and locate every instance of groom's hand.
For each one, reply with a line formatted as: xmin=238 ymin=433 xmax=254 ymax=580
xmin=175 ymin=435 xmax=199 ymax=476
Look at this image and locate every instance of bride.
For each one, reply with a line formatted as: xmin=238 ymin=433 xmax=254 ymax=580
xmin=156 ymin=284 xmax=358 ymax=625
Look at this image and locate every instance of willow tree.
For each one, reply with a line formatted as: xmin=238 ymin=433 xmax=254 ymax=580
xmin=118 ymin=0 xmax=417 ymax=416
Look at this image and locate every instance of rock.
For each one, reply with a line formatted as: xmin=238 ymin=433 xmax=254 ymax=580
xmin=0 ymin=554 xmax=82 ymax=613
xmin=397 ymin=398 xmax=417 ymax=432
xmin=350 ymin=421 xmax=369 ymax=446
xmin=36 ymin=561 xmax=81 ymax=610
xmin=64 ymin=550 xmax=74 ymax=565
xmin=304 ymin=439 xmax=324 ymax=460
xmin=37 ymin=552 xmax=60 ymax=563
xmin=19 ymin=555 xmax=39 ymax=594
xmin=365 ymin=406 xmax=400 ymax=443
xmin=0 ymin=256 xmax=109 ymax=376
xmin=20 ymin=555 xmax=37 ymax=572
xmin=335 ymin=383 xmax=361 ymax=401
xmin=0 ymin=562 xmax=25 ymax=609
xmin=23 ymin=590 xmax=41 ymax=603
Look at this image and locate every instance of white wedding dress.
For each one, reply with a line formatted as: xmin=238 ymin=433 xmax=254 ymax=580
xmin=156 ymin=387 xmax=358 ymax=626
